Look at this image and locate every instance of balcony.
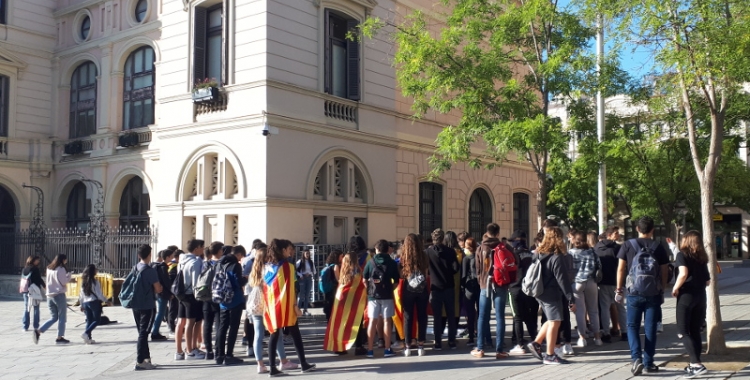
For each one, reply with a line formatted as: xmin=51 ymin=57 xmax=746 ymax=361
xmin=62 ymin=139 xmax=93 ymax=156
xmin=117 ymin=129 xmax=152 ymax=149
xmin=324 ymin=96 xmax=358 ymax=128
xmin=195 ymin=89 xmax=228 ymax=116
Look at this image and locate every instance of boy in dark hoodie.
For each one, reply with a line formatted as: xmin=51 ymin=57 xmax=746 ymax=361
xmin=595 ymin=226 xmax=626 ymax=342
xmin=215 ymin=245 xmax=248 ymax=365
xmin=508 ymin=231 xmax=539 ymax=353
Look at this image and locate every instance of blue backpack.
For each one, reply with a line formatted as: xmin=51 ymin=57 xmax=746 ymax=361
xmin=318 ymin=264 xmax=336 ymax=294
xmin=211 ymin=266 xmax=235 ymax=304
xmin=120 ymin=265 xmax=153 ymax=309
xmin=626 ymin=239 xmax=662 ymax=297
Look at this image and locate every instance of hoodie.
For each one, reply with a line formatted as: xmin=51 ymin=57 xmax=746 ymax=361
xmin=219 ymin=254 xmax=246 ymax=309
xmin=177 ymin=253 xmax=203 ymax=294
xmin=594 ymin=239 xmax=620 ymax=286
xmin=509 ymin=241 xmax=533 ymax=289
xmin=426 ymin=244 xmax=459 ymax=291
xmin=476 ymin=237 xmax=500 ymax=290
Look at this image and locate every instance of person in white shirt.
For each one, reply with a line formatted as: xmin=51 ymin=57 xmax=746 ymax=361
xmin=79 ymin=264 xmax=112 ymax=344
xmin=33 ymin=254 xmax=71 ymax=345
xmin=295 ymin=250 xmax=316 ymax=316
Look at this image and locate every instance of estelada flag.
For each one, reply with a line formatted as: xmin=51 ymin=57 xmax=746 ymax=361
xmin=393 ymin=279 xmax=418 ymax=340
xmin=263 ymin=261 xmax=297 ymax=334
xmin=324 ymin=273 xmax=367 ymax=352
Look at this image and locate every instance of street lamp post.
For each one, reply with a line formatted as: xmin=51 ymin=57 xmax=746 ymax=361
xmin=596 ymin=15 xmax=607 ymax=234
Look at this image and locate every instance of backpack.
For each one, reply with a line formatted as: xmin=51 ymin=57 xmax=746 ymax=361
xmin=318 ymin=264 xmax=337 ymax=294
xmin=406 ymin=269 xmax=427 ymax=293
xmin=211 ymin=265 xmax=235 ymax=304
xmin=195 ymin=261 xmax=218 ymax=302
xmin=367 ymin=263 xmax=389 ymax=298
xmin=119 ymin=265 xmax=152 ymax=309
xmin=522 ymin=254 xmax=550 ymax=298
xmin=246 ymin=285 xmax=265 ymax=315
xmin=19 ymin=272 xmax=31 ymax=293
xmin=625 ymin=239 xmax=662 ymax=297
xmin=171 ymin=269 xmax=187 ymax=301
xmin=492 ymin=245 xmax=518 ymax=287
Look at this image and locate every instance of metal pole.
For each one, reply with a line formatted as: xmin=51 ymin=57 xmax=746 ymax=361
xmin=596 ymin=15 xmax=607 ymax=234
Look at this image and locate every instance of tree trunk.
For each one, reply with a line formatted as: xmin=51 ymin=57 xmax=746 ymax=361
xmin=536 ymin=172 xmax=547 ymax=230
xmin=700 ymin=178 xmax=727 ymax=354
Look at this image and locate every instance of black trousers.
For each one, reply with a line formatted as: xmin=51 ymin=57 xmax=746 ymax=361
xmin=269 ymin=323 xmax=307 ymax=366
xmin=216 ymin=306 xmax=243 ymax=357
xmin=168 ymin=297 xmax=178 ymax=332
xmin=431 ymin=287 xmax=457 ymax=343
xmin=402 ymin=289 xmax=429 ymax=343
xmin=509 ymin=288 xmax=539 ymax=345
xmin=676 ymin=291 xmax=706 ymax=363
xmin=462 ymin=288 xmax=479 ymax=340
xmin=133 ymin=309 xmax=153 ymax=364
xmin=323 ymin=291 xmax=335 ymax=322
xmin=203 ymin=302 xmax=220 ymax=353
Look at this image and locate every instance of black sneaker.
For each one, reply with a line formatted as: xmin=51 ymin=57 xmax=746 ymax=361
xmin=631 ymin=359 xmax=644 ymax=376
xmin=601 ymin=334 xmax=612 ymax=343
xmin=620 ymin=333 xmax=629 ymax=342
xmin=205 ymin=352 xmax=215 ymax=360
xmin=32 ymin=330 xmax=40 ymax=344
xmin=223 ymin=356 xmax=244 ymax=366
xmin=151 ymin=333 xmax=168 ymax=341
xmin=301 ymin=363 xmax=316 ymax=373
xmin=433 ymin=343 xmax=443 ymax=351
xmin=466 ymin=339 xmax=475 ymax=346
xmin=543 ymin=353 xmax=569 ymax=365
xmin=269 ymin=368 xmax=283 ymax=377
xmin=684 ymin=364 xmax=707 ymax=378
xmin=214 ymin=355 xmax=224 ymax=365
xmin=354 ymin=346 xmax=368 ymax=356
xmin=56 ymin=338 xmax=70 ymax=344
xmin=527 ymin=342 xmax=543 ymax=361
xmin=448 ymin=341 xmax=457 ymax=350
xmin=644 ymin=365 xmax=659 ymax=373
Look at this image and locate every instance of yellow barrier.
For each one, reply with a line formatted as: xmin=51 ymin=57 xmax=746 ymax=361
xmin=65 ymin=273 xmax=115 ymax=303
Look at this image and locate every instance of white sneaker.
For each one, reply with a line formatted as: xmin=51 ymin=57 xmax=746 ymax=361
xmin=594 ymin=338 xmax=603 ymax=346
xmin=391 ymin=341 xmax=405 ymax=350
xmin=554 ymin=346 xmax=566 ymax=358
xmin=417 ymin=346 xmax=425 ymax=356
xmin=81 ymin=332 xmax=91 ymax=344
xmin=134 ymin=361 xmax=156 ymax=370
xmin=174 ymin=352 xmax=185 ymax=361
xmin=187 ymin=349 xmax=205 ymax=360
xmin=577 ymin=337 xmax=587 ymax=347
xmin=657 ymin=322 xmax=664 ymax=333
xmin=404 ymin=348 xmax=411 ymax=357
xmin=510 ymin=345 xmax=527 ymax=355
xmin=563 ymin=343 xmax=574 ymax=355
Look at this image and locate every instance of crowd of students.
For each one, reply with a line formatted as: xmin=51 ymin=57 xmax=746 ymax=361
xmin=17 ymin=215 xmax=713 ymax=379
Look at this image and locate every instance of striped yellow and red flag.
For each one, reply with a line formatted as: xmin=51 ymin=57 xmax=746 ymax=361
xmin=262 ymin=261 xmax=298 ymax=334
xmin=324 ymin=273 xmax=367 ymax=352
xmin=392 ymin=279 xmax=418 ymax=340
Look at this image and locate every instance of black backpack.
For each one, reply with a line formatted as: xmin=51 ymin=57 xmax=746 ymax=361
xmin=367 ymin=263 xmax=389 ymax=299
xmin=171 ymin=269 xmax=187 ymax=302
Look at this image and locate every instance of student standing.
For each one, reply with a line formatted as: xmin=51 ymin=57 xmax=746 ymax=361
xmin=616 ymin=216 xmax=670 ymax=376
xmin=149 ymin=248 xmax=174 ymax=340
xmin=400 ymin=233 xmax=429 ymax=357
xmin=527 ymin=227 xmax=575 ymax=365
xmin=363 ymin=239 xmax=400 ymax=358
xmin=324 ymin=250 xmax=368 ymax=355
xmin=203 ymin=242 xmax=224 ymax=360
xmin=569 ymin=231 xmax=603 ymax=347
xmin=296 ymin=250 xmax=316 ymax=316
xmin=175 ymin=239 xmax=206 ymax=360
xmin=129 ymin=245 xmax=162 ymax=370
xmin=673 ymin=231 xmax=711 ymax=378
xmin=595 ymin=227 xmax=625 ymax=342
xmin=33 ymin=254 xmax=70 ymax=345
xmin=426 ymin=229 xmax=459 ymax=350
xmin=508 ymin=233 xmax=539 ymax=354
xmin=321 ymin=250 xmax=342 ymax=321
xmin=79 ymin=264 xmax=111 ymax=344
xmin=21 ymin=256 xmax=45 ymax=332
xmin=461 ymin=237 xmax=480 ymax=346
xmin=167 ymin=248 xmax=181 ymax=335
xmin=215 ymin=245 xmax=248 ymax=365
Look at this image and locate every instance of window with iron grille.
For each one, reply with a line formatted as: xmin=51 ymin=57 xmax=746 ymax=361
xmin=123 ymin=46 xmax=155 ymax=130
xmin=419 ymin=182 xmax=443 ymax=239
xmin=69 ymin=62 xmax=97 ymax=138
xmin=468 ymin=188 xmax=493 ymax=241
xmin=324 ymin=10 xmax=360 ymax=101
xmin=513 ymin=192 xmax=530 ymax=241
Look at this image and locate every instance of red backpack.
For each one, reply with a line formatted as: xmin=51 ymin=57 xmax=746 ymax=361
xmin=492 ymin=244 xmax=517 ymax=286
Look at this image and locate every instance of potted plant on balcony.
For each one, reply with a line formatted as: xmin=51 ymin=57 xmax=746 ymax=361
xmin=63 ymin=140 xmax=84 ymax=155
xmin=192 ymin=78 xmax=220 ymax=103
xmin=118 ymin=131 xmax=139 ymax=147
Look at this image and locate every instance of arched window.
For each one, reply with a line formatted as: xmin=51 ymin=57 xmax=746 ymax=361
xmin=312 ymin=156 xmax=366 ymax=202
xmin=66 ymin=182 xmax=91 ymax=229
xmin=135 ymin=0 xmax=148 ymax=22
xmin=123 ymin=47 xmax=155 ymax=130
xmin=513 ymin=192 xmax=530 ymax=240
xmin=419 ymin=182 xmax=443 ymax=238
xmin=0 ymin=185 xmax=15 ymax=233
xmin=80 ymin=15 xmax=91 ymax=40
xmin=69 ymin=62 xmax=98 ymax=138
xmin=468 ymin=188 xmax=493 ymax=240
xmin=119 ymin=176 xmax=150 ymax=229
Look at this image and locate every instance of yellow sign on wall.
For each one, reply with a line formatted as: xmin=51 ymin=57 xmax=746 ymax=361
xmin=713 ymin=214 xmax=723 ymax=221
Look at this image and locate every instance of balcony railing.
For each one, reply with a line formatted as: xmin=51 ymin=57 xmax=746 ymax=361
xmin=196 ymin=90 xmax=228 ymax=115
xmin=62 ymin=139 xmax=93 ymax=156
xmin=324 ymin=98 xmax=358 ymax=124
xmin=118 ymin=129 xmax=152 ymax=148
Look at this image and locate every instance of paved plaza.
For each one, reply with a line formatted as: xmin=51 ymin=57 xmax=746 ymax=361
xmin=1 ymin=265 xmax=750 ymax=380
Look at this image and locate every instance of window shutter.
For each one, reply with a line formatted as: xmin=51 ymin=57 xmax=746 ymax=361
xmin=346 ymin=19 xmax=360 ymax=101
xmin=324 ymin=9 xmax=331 ymax=94
xmin=193 ymin=7 xmax=208 ymax=84
xmin=221 ymin=1 xmax=228 ymax=86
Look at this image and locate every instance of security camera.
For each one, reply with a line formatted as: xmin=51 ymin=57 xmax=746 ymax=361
xmin=262 ymin=123 xmax=270 ymax=137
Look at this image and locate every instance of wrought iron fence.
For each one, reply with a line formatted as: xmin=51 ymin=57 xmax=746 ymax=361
xmin=0 ymin=226 xmax=157 ymax=277
xmin=294 ymin=244 xmax=347 ymax=302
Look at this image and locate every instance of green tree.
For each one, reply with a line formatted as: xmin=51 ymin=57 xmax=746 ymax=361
xmin=360 ymin=0 xmax=607 ymax=227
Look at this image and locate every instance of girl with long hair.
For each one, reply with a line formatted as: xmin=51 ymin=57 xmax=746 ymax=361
xmin=461 ymin=237 xmax=479 ymax=346
xmin=79 ymin=264 xmax=110 ymax=344
xmin=264 ymin=239 xmax=315 ymax=376
xmin=247 ymin=244 xmax=296 ymax=374
xmin=33 ymin=254 xmax=71 ymax=345
xmin=527 ymin=227 xmax=575 ymax=365
xmin=399 ymin=233 xmax=429 ymax=357
xmin=324 ymin=250 xmax=368 ymax=355
xmin=295 ymin=250 xmax=315 ymax=316
xmin=21 ymin=255 xmax=45 ymax=332
xmin=569 ymin=231 xmax=603 ymax=347
xmin=673 ymin=231 xmax=711 ymax=378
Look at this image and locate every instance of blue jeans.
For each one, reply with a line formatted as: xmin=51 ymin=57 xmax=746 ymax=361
xmin=626 ymin=294 xmax=662 ymax=366
xmin=297 ymin=275 xmax=313 ymax=311
xmin=40 ymin=293 xmax=67 ymax=337
xmin=476 ymin=286 xmax=508 ymax=352
xmin=83 ymin=301 xmax=102 ymax=337
xmin=251 ymin=315 xmax=286 ymax=362
xmin=22 ymin=292 xmax=40 ymax=330
xmin=151 ymin=297 xmax=168 ymax=335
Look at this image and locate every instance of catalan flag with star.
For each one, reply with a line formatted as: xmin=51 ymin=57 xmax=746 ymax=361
xmin=323 ymin=272 xmax=367 ymax=352
xmin=263 ymin=261 xmax=297 ymax=334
